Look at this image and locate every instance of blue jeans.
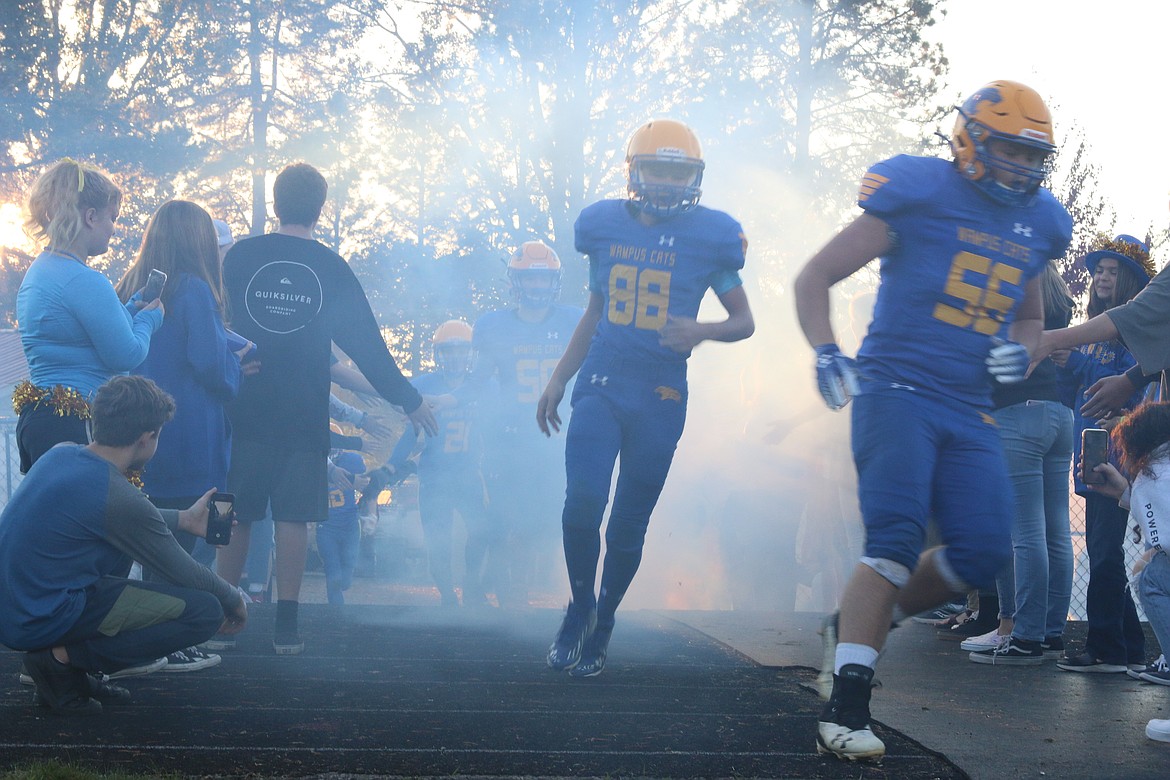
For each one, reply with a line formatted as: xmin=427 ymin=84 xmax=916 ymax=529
xmin=1136 ymin=552 xmax=1170 ymax=660
xmin=991 ymin=400 xmax=1074 ymax=642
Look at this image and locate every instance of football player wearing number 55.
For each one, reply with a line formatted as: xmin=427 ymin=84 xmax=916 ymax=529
xmin=794 ymin=80 xmax=1072 ymax=762
xmin=537 ymin=119 xmax=754 ymax=679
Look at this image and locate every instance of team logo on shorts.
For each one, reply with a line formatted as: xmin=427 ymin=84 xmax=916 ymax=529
xmin=655 ymin=385 xmax=682 ymax=402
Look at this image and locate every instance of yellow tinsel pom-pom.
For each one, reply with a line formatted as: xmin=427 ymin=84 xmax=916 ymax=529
xmin=11 ymin=380 xmax=91 ymax=419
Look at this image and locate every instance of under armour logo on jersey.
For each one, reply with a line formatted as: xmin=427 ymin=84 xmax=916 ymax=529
xmin=659 ymin=235 xmax=674 ymax=247
xmin=1012 ymin=223 xmax=1033 ymax=237
xmin=590 ymin=374 xmax=608 ymax=386
xmin=547 ymin=331 xmax=558 ymax=340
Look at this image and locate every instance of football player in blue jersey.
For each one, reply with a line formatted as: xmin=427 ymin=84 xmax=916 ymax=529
xmin=384 ymin=320 xmax=490 ymax=607
xmin=537 ymin=119 xmax=755 ymax=677
xmin=473 ymin=241 xmax=584 ymax=606
xmin=794 ymin=81 xmax=1073 ymax=762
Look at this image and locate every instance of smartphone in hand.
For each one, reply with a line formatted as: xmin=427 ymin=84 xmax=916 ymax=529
xmin=1082 ymin=428 xmax=1108 ymax=485
xmin=205 ymin=492 xmax=234 ymax=546
xmin=142 ymin=268 xmax=167 ymax=301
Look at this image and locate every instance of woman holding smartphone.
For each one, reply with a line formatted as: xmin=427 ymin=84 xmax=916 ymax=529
xmin=115 ymin=200 xmax=250 ymax=672
xmin=15 ymin=159 xmax=163 ymax=473
xmin=1052 ymin=234 xmax=1154 ymax=673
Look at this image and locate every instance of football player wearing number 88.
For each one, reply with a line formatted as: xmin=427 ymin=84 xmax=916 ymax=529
xmin=795 ymin=80 xmax=1072 ymax=762
xmin=536 ymin=119 xmax=754 ymax=678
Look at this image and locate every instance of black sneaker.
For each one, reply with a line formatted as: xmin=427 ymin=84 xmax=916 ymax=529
xmin=910 ymin=600 xmax=967 ymax=625
xmin=937 ymin=609 xmax=997 ymax=641
xmin=547 ymin=603 xmax=596 ymax=671
xmin=162 ymin=646 xmax=222 ymax=672
xmin=816 ymin=664 xmax=885 ymax=762
xmin=273 ymin=630 xmax=304 ymax=655
xmin=1131 ymin=654 xmax=1170 ymax=685
xmin=969 ymin=635 xmax=1044 ymax=665
xmin=23 ymin=649 xmax=102 ymax=716
xmin=568 ymin=624 xmax=613 ymax=678
xmin=1056 ymin=652 xmax=1127 ymax=673
xmin=1040 ymin=635 xmax=1064 ymax=659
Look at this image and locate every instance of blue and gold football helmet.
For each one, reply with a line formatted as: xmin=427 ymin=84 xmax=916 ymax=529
xmin=432 ymin=320 xmax=474 ymax=379
xmin=626 ymin=119 xmax=704 ymax=218
xmin=951 ymin=80 xmax=1055 ymax=207
xmin=507 ymin=240 xmax=562 ymax=308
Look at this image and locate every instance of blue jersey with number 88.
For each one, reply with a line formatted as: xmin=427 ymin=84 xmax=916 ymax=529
xmin=575 ymin=200 xmax=746 ymax=363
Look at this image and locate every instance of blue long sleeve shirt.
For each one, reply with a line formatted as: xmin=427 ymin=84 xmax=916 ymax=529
xmin=134 ymin=274 xmax=240 ymax=499
xmin=17 ymin=251 xmax=162 ymax=399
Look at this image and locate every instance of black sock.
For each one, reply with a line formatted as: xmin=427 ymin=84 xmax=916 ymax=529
xmin=275 ymin=600 xmax=299 ymax=633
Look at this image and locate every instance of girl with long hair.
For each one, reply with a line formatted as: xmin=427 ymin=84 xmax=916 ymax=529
xmin=1054 ymin=234 xmax=1155 ymax=673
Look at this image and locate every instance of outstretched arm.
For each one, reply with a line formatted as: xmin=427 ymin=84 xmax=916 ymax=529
xmin=537 ymin=292 xmax=603 ymax=436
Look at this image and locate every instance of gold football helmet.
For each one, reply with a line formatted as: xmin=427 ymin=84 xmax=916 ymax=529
xmin=626 ymin=119 xmax=704 ymax=217
xmin=951 ymin=80 xmax=1055 ymax=207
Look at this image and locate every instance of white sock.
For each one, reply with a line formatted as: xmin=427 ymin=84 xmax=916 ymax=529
xmin=835 ymin=643 xmax=880 ymax=674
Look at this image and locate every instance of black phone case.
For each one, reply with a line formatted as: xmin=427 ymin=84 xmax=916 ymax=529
xmin=1082 ymin=428 xmax=1108 ymax=485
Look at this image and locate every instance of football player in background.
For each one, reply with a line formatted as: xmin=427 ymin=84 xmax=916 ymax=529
xmin=385 ymin=321 xmax=489 ymax=607
xmin=537 ymin=119 xmax=755 ymax=678
xmin=794 ymin=81 xmax=1073 ymax=761
xmin=473 ymin=241 xmax=583 ymax=607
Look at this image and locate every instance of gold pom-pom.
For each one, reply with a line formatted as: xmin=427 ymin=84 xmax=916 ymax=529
xmin=11 ymin=381 xmax=91 ymax=419
xmin=125 ymin=469 xmax=145 ymax=491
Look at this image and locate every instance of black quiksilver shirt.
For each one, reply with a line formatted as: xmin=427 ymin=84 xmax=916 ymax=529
xmin=224 ymin=233 xmax=421 ymax=453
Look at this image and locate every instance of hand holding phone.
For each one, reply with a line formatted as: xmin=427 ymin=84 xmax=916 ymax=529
xmin=205 ymin=491 xmax=234 ymax=546
xmin=141 ymin=268 xmax=167 ymax=301
xmin=1081 ymin=428 xmax=1108 ymax=485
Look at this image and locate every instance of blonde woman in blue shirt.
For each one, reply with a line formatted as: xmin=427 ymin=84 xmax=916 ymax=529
xmin=16 ymin=159 xmax=163 ymax=472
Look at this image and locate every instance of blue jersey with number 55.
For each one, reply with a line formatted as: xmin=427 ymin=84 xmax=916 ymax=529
xmin=575 ymin=200 xmax=746 ymax=363
xmin=856 ymin=155 xmax=1072 ymax=408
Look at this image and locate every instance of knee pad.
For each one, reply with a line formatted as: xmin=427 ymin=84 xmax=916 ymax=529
xmin=860 ymin=556 xmax=912 ymax=589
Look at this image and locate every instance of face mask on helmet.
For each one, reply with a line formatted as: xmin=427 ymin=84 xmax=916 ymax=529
xmin=432 ymin=320 xmax=474 ymax=379
xmin=951 ymin=81 xmax=1055 ymax=208
xmin=626 ymin=120 xmax=705 ymax=218
xmin=508 ymin=241 xmax=562 ymax=308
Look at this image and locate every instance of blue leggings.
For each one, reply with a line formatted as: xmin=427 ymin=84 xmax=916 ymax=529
xmin=561 ymin=355 xmax=687 ymax=626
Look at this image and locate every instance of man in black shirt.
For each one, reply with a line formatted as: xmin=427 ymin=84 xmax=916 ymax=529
xmin=214 ymin=163 xmax=437 ymax=654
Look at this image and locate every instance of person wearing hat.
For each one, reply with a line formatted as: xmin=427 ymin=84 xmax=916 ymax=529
xmin=1050 ymin=233 xmax=1155 ymax=673
xmin=212 ymin=219 xmax=235 ymax=264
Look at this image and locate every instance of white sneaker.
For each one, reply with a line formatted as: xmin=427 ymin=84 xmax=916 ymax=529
xmin=816 ymin=720 xmax=886 ymax=762
xmin=960 ymin=628 xmax=1007 ymax=652
xmin=1147 ymin=718 xmax=1170 ymax=743
xmin=107 ymin=657 xmax=168 ymax=679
